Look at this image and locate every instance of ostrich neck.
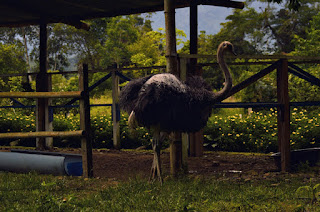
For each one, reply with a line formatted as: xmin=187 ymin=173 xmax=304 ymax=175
xmin=213 ymin=49 xmax=233 ymax=103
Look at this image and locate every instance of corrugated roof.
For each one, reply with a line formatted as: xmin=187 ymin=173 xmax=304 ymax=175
xmin=0 ymin=0 xmax=243 ymax=27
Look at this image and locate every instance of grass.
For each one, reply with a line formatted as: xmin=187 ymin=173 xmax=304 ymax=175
xmin=1 ymin=171 xmax=320 ymax=211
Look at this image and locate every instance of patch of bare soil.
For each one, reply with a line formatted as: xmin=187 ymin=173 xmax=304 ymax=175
xmin=91 ymin=150 xmax=279 ymax=180
xmin=3 ymin=147 xmax=318 ymax=181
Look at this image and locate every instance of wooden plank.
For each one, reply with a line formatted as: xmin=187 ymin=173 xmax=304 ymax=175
xmin=165 ymin=0 xmax=178 ymax=75
xmin=181 ymin=133 xmax=188 ymax=173
xmin=180 ymin=58 xmax=188 ymax=172
xmin=0 ymin=130 xmax=84 ymax=139
xmin=277 ymin=59 xmax=291 ymax=172
xmin=46 ymin=72 xmax=53 ymax=149
xmin=226 ymin=61 xmax=280 ymax=98
xmin=79 ymin=64 xmax=93 ymax=178
xmin=0 ymin=0 xmax=245 ymax=29
xmin=170 ymin=133 xmax=182 ymax=176
xmin=214 ymin=102 xmax=280 ymax=108
xmin=288 ymin=63 xmax=320 ymax=87
xmin=200 ymin=0 xmax=244 ymax=9
xmin=178 ymin=54 xmax=320 ymax=61
xmin=290 ymin=101 xmax=320 ymax=107
xmin=112 ymin=70 xmax=121 ymax=150
xmin=200 ymin=61 xmax=275 ymax=66
xmin=189 ymin=1 xmax=197 ymax=75
xmin=0 ymin=91 xmax=82 ymax=98
xmin=165 ymin=0 xmax=182 ymax=176
xmin=189 ymin=130 xmax=204 ymax=157
xmin=189 ymin=4 xmax=204 ymax=158
xmin=36 ymin=22 xmax=48 ymax=150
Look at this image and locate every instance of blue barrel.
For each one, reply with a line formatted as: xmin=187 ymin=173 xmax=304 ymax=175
xmin=0 ymin=150 xmax=83 ymax=176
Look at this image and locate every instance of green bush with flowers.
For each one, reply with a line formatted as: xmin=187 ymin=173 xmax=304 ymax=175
xmin=0 ymin=108 xmax=319 ymax=153
xmin=204 ymin=108 xmax=320 ymax=153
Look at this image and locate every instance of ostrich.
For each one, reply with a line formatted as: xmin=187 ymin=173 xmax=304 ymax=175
xmin=119 ymin=41 xmax=236 ymax=182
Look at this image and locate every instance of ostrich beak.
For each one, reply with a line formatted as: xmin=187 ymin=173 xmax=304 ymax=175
xmin=227 ymin=44 xmax=237 ymax=56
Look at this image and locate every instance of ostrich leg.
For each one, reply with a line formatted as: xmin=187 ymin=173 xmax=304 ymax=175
xmin=150 ymin=126 xmax=163 ymax=184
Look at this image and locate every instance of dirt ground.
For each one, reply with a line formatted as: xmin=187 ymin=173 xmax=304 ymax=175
xmin=0 ymin=147 xmax=305 ymax=181
xmin=78 ymin=149 xmax=279 ymax=180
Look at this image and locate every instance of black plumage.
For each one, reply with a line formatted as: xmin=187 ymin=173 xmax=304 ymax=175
xmin=120 ymin=73 xmax=214 ymax=132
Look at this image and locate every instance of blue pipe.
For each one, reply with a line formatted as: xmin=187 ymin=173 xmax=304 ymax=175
xmin=0 ymin=150 xmax=82 ymax=176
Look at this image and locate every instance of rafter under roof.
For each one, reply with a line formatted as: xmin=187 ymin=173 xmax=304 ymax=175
xmin=0 ymin=0 xmax=244 ymax=28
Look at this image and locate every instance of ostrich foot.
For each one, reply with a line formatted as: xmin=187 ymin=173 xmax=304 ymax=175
xmin=149 ymin=133 xmax=163 ymax=184
xmin=149 ymin=151 xmax=163 ymax=184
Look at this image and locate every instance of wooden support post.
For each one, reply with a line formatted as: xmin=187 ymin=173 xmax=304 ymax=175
xmin=112 ymin=70 xmax=121 ymax=150
xmin=180 ymin=57 xmax=188 ymax=173
xmin=189 ymin=1 xmax=204 ymax=157
xmin=190 ymin=0 xmax=198 ymax=75
xmin=46 ymin=73 xmax=53 ymax=149
xmin=36 ymin=21 xmax=49 ymax=150
xmin=277 ymin=59 xmax=290 ymax=172
xmin=79 ymin=64 xmax=93 ymax=178
xmin=164 ymin=0 xmax=178 ymax=75
xmin=165 ymin=0 xmax=184 ymax=176
xmin=170 ymin=133 xmax=182 ymax=176
xmin=189 ymin=130 xmax=204 ymax=157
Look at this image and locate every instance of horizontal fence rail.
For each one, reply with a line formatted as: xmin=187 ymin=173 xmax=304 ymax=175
xmin=214 ymin=102 xmax=281 ymax=108
xmin=179 ymin=54 xmax=320 ymax=61
xmin=0 ymin=91 xmax=82 ymax=99
xmin=0 ymin=130 xmax=85 ymax=139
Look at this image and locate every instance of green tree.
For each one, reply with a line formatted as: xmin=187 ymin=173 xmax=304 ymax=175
xmin=0 ymin=43 xmax=28 ymax=106
xmin=127 ymin=27 xmax=186 ymax=78
xmin=101 ymin=15 xmax=153 ymax=69
xmin=292 ymin=12 xmax=320 ymax=56
xmin=289 ymin=12 xmax=320 ymax=103
xmin=265 ymin=0 xmax=309 ymax=10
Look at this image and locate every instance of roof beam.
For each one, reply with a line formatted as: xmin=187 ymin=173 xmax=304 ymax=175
xmin=65 ymin=0 xmax=244 ymax=22
xmin=198 ymin=0 xmax=244 ymax=9
xmin=0 ymin=1 xmax=90 ymax=30
xmin=0 ymin=0 xmax=244 ymax=28
xmin=0 ymin=19 xmax=90 ymax=31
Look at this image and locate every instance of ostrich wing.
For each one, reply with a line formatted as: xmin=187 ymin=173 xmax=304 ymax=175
xmin=134 ymin=74 xmax=213 ymax=132
xmin=119 ymin=75 xmax=152 ymax=113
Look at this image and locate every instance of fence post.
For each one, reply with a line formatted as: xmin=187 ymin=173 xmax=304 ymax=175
xmin=79 ymin=64 xmax=93 ymax=178
xmin=112 ymin=70 xmax=120 ymax=150
xmin=46 ymin=74 xmax=53 ymax=149
xmin=36 ymin=21 xmax=48 ymax=150
xmin=165 ymin=0 xmax=183 ymax=176
xmin=180 ymin=57 xmax=188 ymax=173
xmin=277 ymin=59 xmax=290 ymax=172
xmin=189 ymin=130 xmax=204 ymax=157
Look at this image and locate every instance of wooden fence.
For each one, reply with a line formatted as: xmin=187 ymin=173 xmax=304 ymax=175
xmin=0 ymin=64 xmax=93 ymax=178
xmin=1 ymin=55 xmax=320 ymax=176
xmin=179 ymin=54 xmax=320 ymax=172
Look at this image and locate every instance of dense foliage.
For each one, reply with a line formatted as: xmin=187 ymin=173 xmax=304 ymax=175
xmin=1 ymin=108 xmax=319 ymax=153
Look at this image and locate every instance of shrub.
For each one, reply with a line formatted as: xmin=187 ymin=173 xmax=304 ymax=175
xmin=204 ymin=108 xmax=320 ymax=153
xmin=0 ymin=108 xmax=320 ymax=153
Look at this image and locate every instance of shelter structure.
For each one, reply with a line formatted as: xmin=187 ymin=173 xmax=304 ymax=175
xmin=0 ymin=0 xmax=246 ymax=177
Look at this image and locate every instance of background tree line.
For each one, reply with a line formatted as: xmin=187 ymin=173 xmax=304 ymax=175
xmin=0 ymin=0 xmax=319 ymax=108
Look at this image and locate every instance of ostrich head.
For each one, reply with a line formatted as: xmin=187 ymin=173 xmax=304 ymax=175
xmin=210 ymin=41 xmax=235 ymax=103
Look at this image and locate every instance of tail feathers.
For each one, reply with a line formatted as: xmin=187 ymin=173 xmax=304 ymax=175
xmin=128 ymin=111 xmax=139 ymax=129
xmin=119 ymin=75 xmax=153 ymax=113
